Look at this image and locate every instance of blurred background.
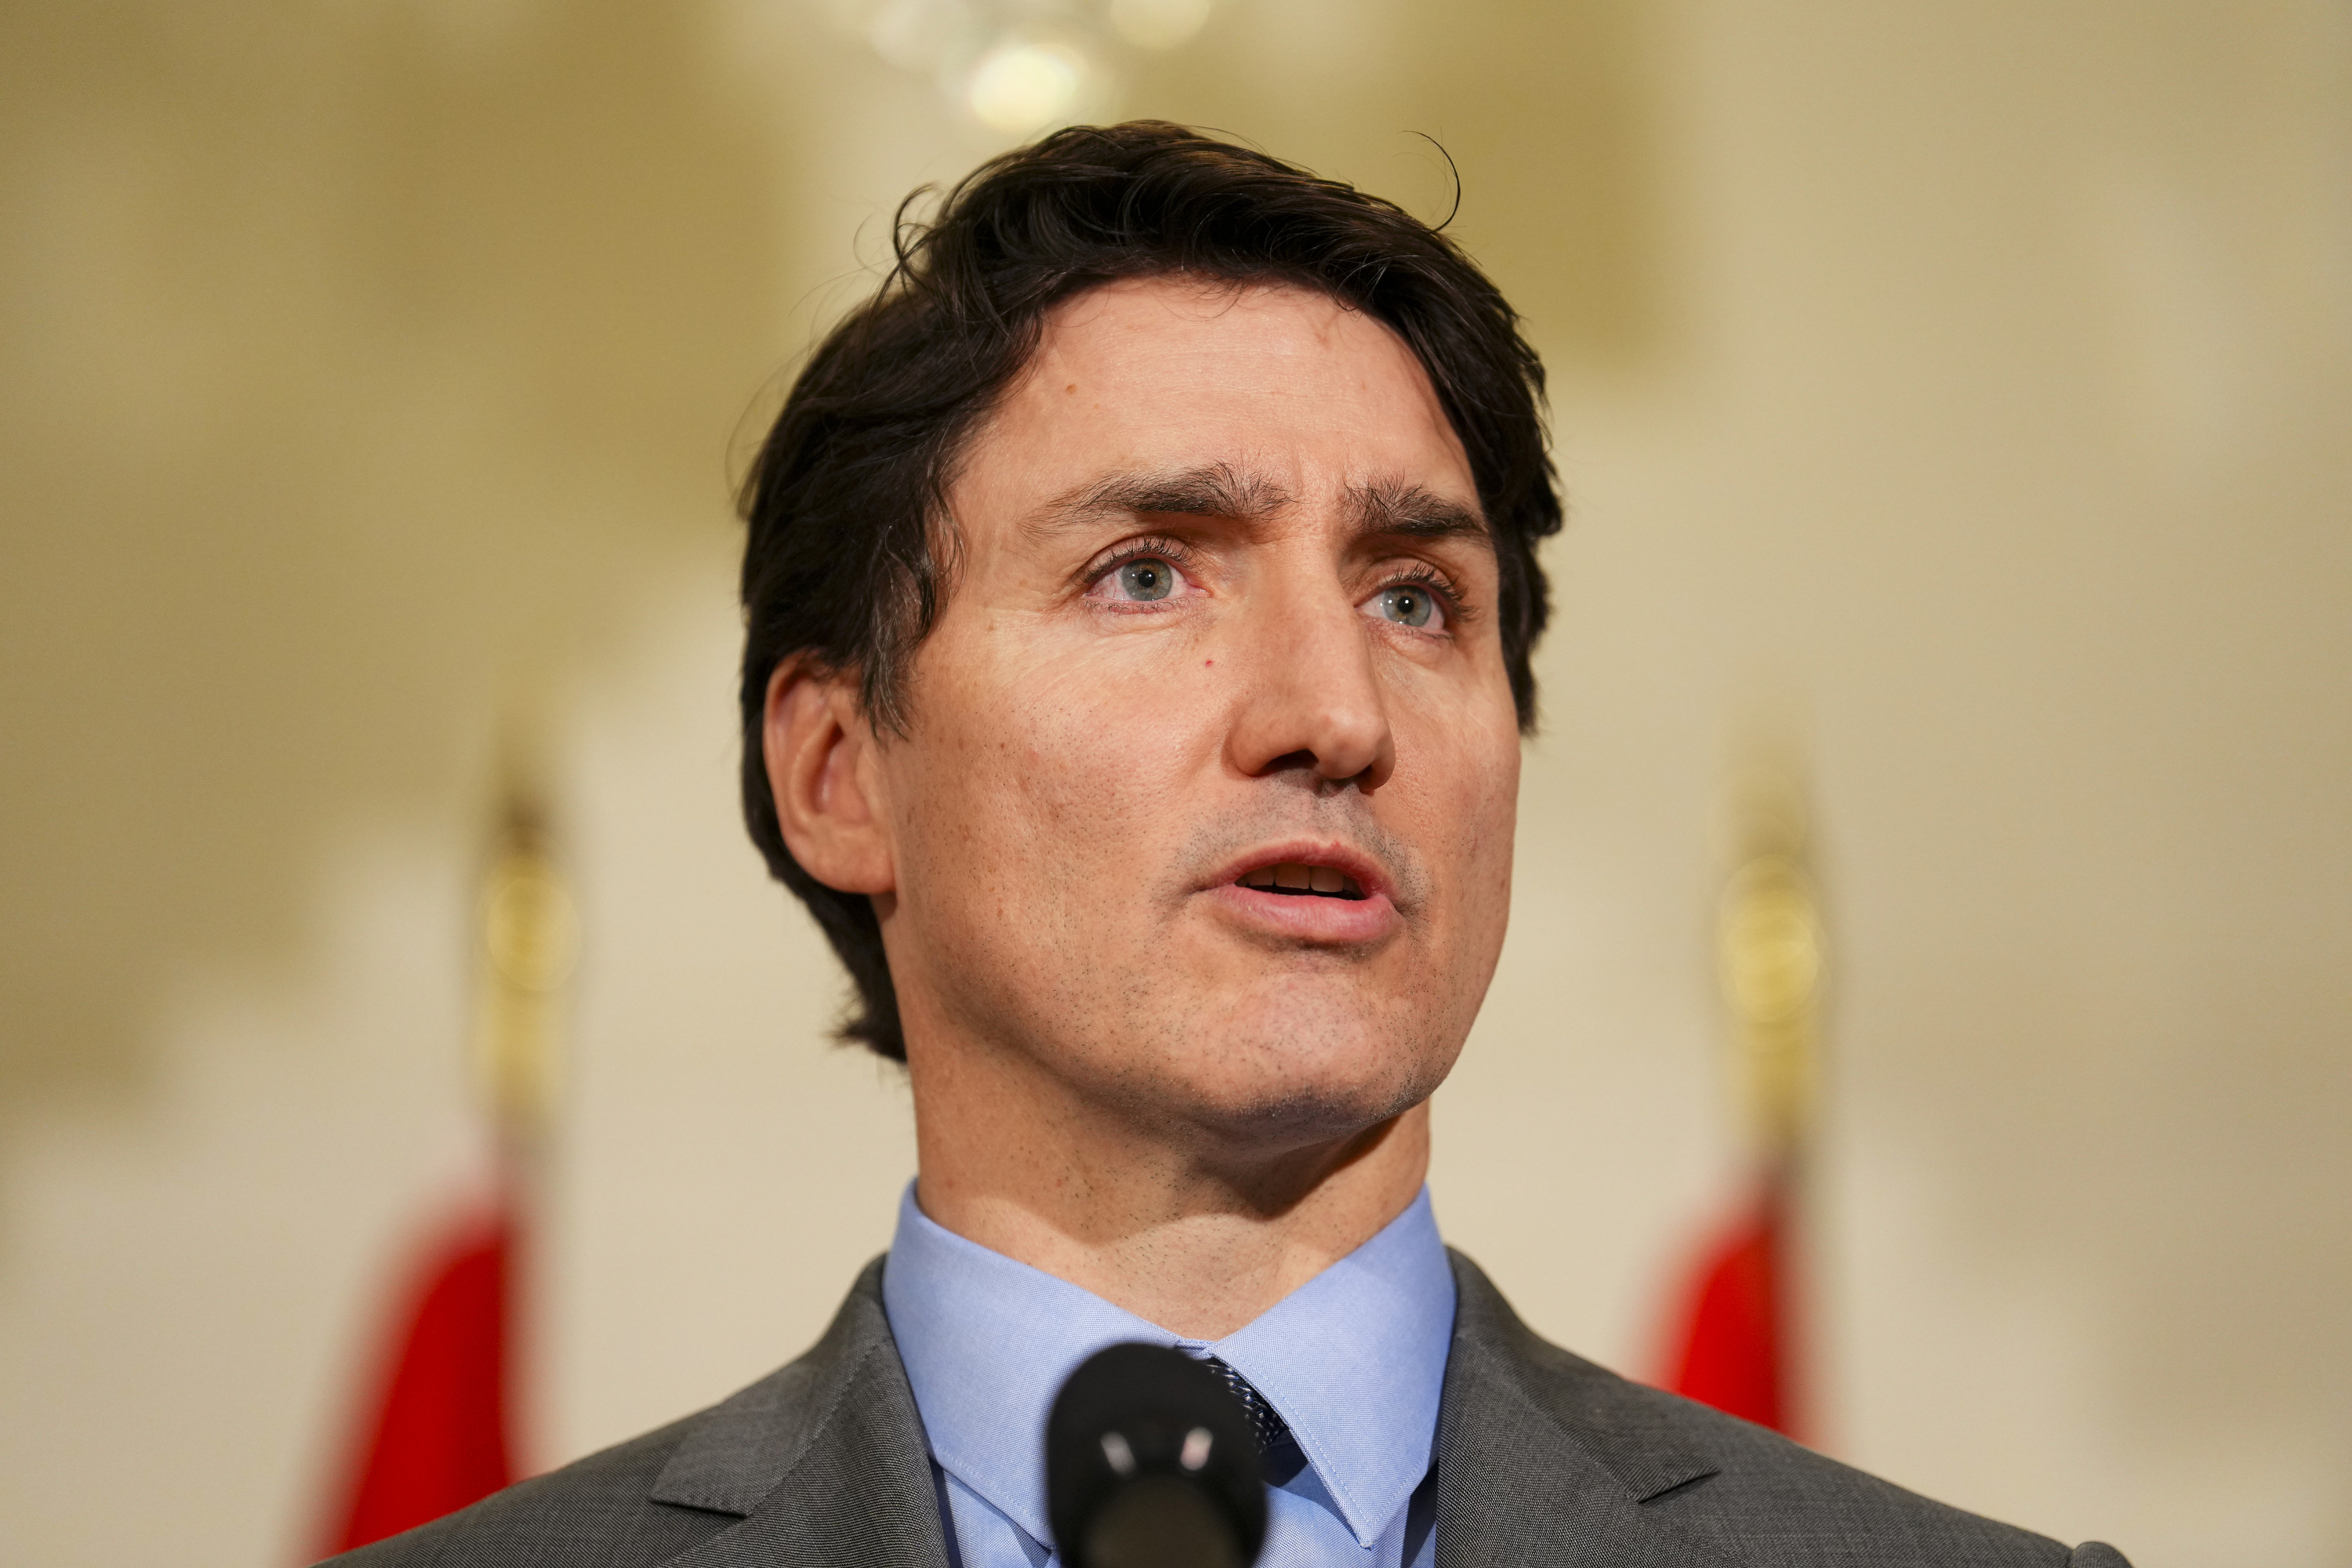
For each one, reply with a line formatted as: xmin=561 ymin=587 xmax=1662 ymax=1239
xmin=2 ymin=2 xmax=2347 ymax=1563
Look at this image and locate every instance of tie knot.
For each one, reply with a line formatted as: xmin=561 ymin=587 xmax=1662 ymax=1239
xmin=1200 ymin=1356 xmax=1291 ymax=1457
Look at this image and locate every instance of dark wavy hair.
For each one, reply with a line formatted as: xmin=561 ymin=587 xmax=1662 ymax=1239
xmin=738 ymin=121 xmax=1560 ymax=1060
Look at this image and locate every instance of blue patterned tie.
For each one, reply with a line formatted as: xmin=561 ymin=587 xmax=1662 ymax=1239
xmin=1201 ymin=1355 xmax=1292 ymax=1457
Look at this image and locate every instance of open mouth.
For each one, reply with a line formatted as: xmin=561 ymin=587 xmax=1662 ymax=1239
xmin=1236 ymin=862 xmax=1368 ymax=900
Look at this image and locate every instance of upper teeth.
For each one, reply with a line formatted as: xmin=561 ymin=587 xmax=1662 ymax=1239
xmin=1241 ymin=862 xmax=1358 ymax=895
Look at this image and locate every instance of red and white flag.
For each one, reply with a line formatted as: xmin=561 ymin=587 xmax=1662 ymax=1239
xmin=321 ymin=1192 xmax=517 ymax=1553
xmin=1661 ymin=1174 xmax=1791 ymax=1432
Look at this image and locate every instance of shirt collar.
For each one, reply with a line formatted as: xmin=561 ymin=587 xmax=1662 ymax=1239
xmin=882 ymin=1183 xmax=1456 ymax=1552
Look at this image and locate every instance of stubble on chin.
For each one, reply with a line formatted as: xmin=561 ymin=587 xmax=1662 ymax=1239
xmin=1033 ymin=950 xmax=1464 ymax=1165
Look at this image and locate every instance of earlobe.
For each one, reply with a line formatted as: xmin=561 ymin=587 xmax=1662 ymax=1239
xmin=764 ymin=659 xmax=895 ymax=895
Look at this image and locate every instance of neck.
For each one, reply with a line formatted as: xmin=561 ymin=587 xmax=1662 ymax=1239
xmin=905 ymin=1036 xmax=1432 ymax=1341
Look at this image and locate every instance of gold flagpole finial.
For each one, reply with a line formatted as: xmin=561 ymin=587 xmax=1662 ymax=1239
xmin=1717 ymin=772 xmax=1824 ymax=1162
xmin=474 ymin=791 xmax=575 ymax=1142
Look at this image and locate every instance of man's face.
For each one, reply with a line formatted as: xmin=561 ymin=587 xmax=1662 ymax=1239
xmin=874 ymin=277 xmax=1522 ymax=1149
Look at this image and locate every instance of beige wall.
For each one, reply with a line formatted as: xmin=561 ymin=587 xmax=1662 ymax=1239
xmin=2 ymin=3 xmax=2346 ymax=1564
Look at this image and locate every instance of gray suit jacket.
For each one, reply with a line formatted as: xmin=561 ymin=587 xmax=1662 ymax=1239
xmin=328 ymin=1251 xmax=2130 ymax=1567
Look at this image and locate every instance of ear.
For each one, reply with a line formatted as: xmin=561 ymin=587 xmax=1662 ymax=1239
xmin=763 ymin=657 xmax=895 ymax=896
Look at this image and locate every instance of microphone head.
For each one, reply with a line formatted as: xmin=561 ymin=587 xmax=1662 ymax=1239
xmin=1045 ymin=1342 xmax=1268 ymax=1568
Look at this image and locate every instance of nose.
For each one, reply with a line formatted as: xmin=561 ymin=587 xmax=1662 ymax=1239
xmin=1224 ymin=572 xmax=1396 ymax=791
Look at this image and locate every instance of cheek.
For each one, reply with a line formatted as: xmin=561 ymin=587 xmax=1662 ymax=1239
xmin=1402 ymin=698 xmax=1520 ymax=965
xmin=1397 ymin=671 xmax=1521 ymax=841
xmin=896 ymin=633 xmax=1212 ymax=913
xmin=1468 ymin=748 xmax=1521 ymax=935
xmin=1447 ymin=743 xmax=1519 ymax=917
xmin=1470 ymin=719 xmax=1523 ymax=860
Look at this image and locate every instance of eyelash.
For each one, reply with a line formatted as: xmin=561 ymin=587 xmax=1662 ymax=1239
xmin=1082 ymin=536 xmax=1471 ymax=625
xmin=1087 ymin=535 xmax=1203 ymax=585
xmin=1375 ymin=561 xmax=1470 ymax=626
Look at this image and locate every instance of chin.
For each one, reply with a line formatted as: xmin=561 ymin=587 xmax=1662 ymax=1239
xmin=1129 ymin=996 xmax=1464 ymax=1153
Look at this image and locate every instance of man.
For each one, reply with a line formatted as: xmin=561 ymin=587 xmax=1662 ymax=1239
xmin=335 ymin=124 xmax=2126 ymax=1567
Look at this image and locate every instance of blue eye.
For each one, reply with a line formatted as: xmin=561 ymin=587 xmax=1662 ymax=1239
xmin=1374 ymin=585 xmax=1436 ymax=627
xmin=1116 ymin=559 xmax=1175 ymax=601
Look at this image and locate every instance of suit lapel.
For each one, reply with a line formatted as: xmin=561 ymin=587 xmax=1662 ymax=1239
xmin=651 ymin=1258 xmax=950 ymax=1568
xmin=629 ymin=1248 xmax=1746 ymax=1568
xmin=1436 ymin=1252 xmax=1744 ymax=1568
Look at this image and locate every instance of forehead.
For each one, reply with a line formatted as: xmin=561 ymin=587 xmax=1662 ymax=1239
xmin=955 ymin=276 xmax=1477 ymax=520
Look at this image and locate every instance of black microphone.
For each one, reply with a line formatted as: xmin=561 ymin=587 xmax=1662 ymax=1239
xmin=1045 ymin=1343 xmax=1268 ymax=1568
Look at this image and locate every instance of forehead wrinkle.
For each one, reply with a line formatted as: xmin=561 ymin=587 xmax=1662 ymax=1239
xmin=1019 ymin=462 xmax=1294 ymax=547
xmin=1345 ymin=477 xmax=1491 ymax=551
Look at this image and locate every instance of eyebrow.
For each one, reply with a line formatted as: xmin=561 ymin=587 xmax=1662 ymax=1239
xmin=1025 ymin=463 xmax=1489 ymax=550
xmin=1025 ymin=463 xmax=1292 ymax=541
xmin=1345 ymin=478 xmax=1490 ymax=548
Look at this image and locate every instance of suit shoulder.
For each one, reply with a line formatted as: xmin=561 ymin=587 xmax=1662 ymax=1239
xmin=316 ymin=1412 xmax=731 ymax=1568
xmin=1606 ymin=1376 xmax=2069 ymax=1566
xmin=317 ymin=1258 xmax=898 ymax=1568
xmin=1446 ymin=1252 xmax=2119 ymax=1566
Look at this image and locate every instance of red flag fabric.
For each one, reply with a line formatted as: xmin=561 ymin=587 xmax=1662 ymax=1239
xmin=323 ymin=1200 xmax=515 ymax=1553
xmin=1662 ymin=1180 xmax=1790 ymax=1433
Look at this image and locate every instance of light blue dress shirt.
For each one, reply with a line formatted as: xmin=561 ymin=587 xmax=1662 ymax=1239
xmin=882 ymin=1185 xmax=1456 ymax=1568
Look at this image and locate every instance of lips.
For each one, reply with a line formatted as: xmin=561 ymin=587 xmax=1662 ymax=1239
xmin=1235 ymin=862 xmax=1367 ymax=899
xmin=1205 ymin=842 xmax=1399 ymax=945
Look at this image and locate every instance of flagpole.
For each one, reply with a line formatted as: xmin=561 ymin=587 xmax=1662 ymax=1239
xmin=1659 ymin=764 xmax=1825 ymax=1436
xmin=472 ymin=782 xmax=575 ymax=1483
xmin=316 ymin=772 xmax=575 ymax=1555
xmin=1723 ymin=779 xmax=1821 ymax=1433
